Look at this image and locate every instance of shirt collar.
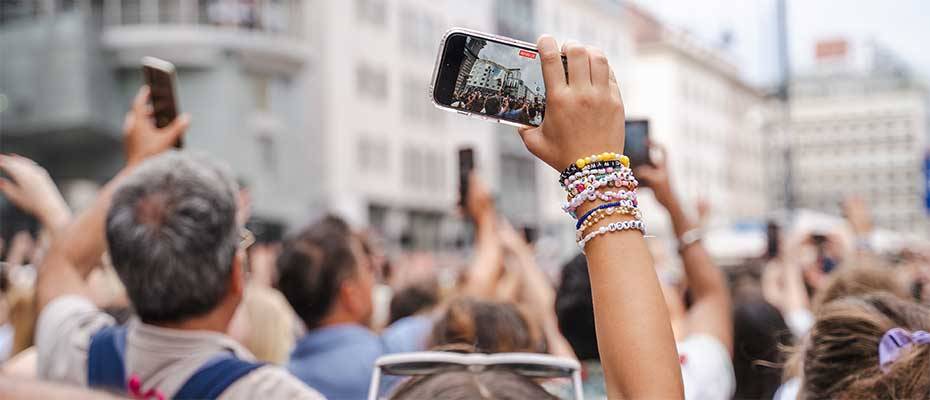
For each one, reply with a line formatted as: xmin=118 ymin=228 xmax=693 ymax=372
xmin=292 ymin=323 xmax=374 ymax=357
xmin=127 ymin=318 xmax=256 ymax=361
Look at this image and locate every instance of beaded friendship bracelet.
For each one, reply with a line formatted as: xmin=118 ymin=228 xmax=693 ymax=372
xmin=575 ymin=201 xmax=642 ymax=229
xmin=563 ymin=190 xmax=637 ymax=214
xmin=578 ymin=220 xmax=646 ymax=251
xmin=565 ymin=172 xmax=638 ymax=198
xmin=559 ymin=160 xmax=627 ymax=187
xmin=576 ymin=208 xmax=641 ymax=240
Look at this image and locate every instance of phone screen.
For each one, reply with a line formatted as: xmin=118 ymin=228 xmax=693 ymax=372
xmin=624 ymin=120 xmax=651 ymax=169
xmin=434 ymin=32 xmax=547 ymax=127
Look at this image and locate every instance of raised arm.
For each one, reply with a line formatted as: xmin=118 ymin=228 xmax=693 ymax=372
xmin=459 ymin=173 xmax=504 ymax=299
xmin=517 ymin=36 xmax=684 ymax=399
xmin=35 ymin=86 xmax=189 ymax=313
xmin=637 ymin=144 xmax=733 ymax=354
xmin=497 ymin=219 xmax=576 ymax=359
xmin=0 ymin=155 xmax=72 ymax=239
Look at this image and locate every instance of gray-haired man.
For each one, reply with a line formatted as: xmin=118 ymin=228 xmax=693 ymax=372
xmin=34 ymin=86 xmax=324 ymax=399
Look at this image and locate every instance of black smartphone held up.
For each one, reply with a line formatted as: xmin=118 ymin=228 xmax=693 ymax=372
xmin=766 ymin=220 xmax=780 ymax=260
xmin=624 ymin=119 xmax=652 ymax=169
xmin=432 ymin=28 xmax=558 ymax=128
xmin=458 ymin=148 xmax=475 ymax=208
xmin=142 ymin=56 xmax=182 ymax=148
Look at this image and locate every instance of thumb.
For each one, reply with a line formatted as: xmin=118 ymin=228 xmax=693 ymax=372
xmin=517 ymin=126 xmax=554 ymax=167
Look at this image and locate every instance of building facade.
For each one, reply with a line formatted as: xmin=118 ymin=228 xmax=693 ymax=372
xmin=769 ymin=40 xmax=930 ymax=236
xmin=0 ymin=0 xmax=317 ymax=226
xmin=304 ymin=0 xmax=500 ymax=251
xmin=623 ymin=6 xmax=768 ymax=239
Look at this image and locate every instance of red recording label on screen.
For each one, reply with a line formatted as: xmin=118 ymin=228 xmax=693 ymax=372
xmin=518 ymin=50 xmax=537 ymax=59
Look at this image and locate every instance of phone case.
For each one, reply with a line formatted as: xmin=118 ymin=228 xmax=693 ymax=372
xmin=429 ymin=27 xmax=540 ymax=129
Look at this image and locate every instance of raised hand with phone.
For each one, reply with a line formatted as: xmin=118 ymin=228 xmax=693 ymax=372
xmin=511 ymin=35 xmax=684 ymax=399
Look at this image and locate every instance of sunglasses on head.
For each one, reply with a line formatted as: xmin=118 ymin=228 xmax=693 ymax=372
xmin=368 ymin=351 xmax=583 ymax=400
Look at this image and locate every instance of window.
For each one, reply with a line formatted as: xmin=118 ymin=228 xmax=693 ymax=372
xmin=0 ymin=0 xmax=39 ymax=24
xmin=356 ymin=63 xmax=389 ymax=100
xmin=250 ymin=74 xmax=270 ymax=111
xmin=403 ymin=76 xmax=443 ymax=125
xmin=358 ymin=136 xmax=389 ymax=173
xmin=402 ymin=147 xmax=423 ymax=188
xmin=399 ymin=6 xmax=439 ymax=55
xmin=355 ymin=0 xmax=385 ymax=27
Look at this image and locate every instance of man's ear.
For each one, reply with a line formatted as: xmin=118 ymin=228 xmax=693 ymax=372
xmin=339 ymin=278 xmax=363 ymax=316
xmin=229 ymin=251 xmax=245 ymax=298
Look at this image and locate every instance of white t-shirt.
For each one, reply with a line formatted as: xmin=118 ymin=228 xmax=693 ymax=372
xmin=677 ymin=334 xmax=735 ymax=400
xmin=785 ymin=309 xmax=815 ymax=339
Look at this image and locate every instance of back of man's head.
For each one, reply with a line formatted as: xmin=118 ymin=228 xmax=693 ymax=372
xmin=106 ymin=151 xmax=239 ymax=324
xmin=276 ymin=215 xmax=358 ymax=330
xmin=555 ymin=254 xmax=599 ymax=361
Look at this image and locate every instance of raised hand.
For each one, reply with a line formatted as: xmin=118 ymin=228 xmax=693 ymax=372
xmin=635 ymin=143 xmax=674 ymax=207
xmin=123 ymin=85 xmax=190 ymax=167
xmin=0 ymin=154 xmax=71 ymax=230
xmin=518 ymin=36 xmax=625 ymax=171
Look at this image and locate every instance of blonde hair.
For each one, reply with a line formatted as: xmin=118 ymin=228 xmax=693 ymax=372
xmin=801 ymin=293 xmax=930 ymax=399
xmin=237 ymin=285 xmax=296 ymax=364
xmin=811 ymin=265 xmax=908 ymax=313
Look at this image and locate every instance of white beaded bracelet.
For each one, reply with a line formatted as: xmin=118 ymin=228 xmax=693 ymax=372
xmin=577 ymin=219 xmax=646 ymax=251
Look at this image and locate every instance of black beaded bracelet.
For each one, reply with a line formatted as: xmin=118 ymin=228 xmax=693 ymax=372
xmin=559 ymin=160 xmax=626 ymax=185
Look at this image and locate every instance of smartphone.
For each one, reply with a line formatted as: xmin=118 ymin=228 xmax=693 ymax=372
xmin=624 ymin=119 xmax=652 ymax=169
xmin=765 ymin=220 xmax=780 ymax=259
xmin=141 ymin=56 xmax=182 ymax=148
xmin=432 ymin=28 xmax=556 ymax=128
xmin=246 ymin=217 xmax=285 ymax=244
xmin=458 ymin=148 xmax=475 ymax=208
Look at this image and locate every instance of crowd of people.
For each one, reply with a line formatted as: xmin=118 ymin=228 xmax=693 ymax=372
xmin=1 ymin=34 xmax=929 ymax=399
xmin=451 ymin=89 xmax=545 ymax=126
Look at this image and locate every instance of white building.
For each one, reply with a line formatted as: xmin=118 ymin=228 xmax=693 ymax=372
xmin=770 ymin=40 xmax=930 ymax=236
xmin=305 ymin=0 xmax=500 ymax=250
xmin=0 ymin=0 xmax=315 ymax=228
xmin=623 ymin=6 xmax=768 ymax=239
xmin=466 ymin=59 xmax=507 ymax=92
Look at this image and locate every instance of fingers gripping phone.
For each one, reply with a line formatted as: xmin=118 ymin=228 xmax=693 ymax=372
xmin=432 ymin=28 xmax=564 ymax=128
xmin=142 ymin=56 xmax=182 ymax=148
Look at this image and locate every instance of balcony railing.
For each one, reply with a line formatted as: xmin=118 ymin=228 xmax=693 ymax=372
xmin=102 ymin=0 xmax=303 ymax=39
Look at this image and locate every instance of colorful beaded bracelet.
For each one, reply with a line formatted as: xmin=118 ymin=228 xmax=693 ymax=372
xmin=565 ymin=199 xmax=637 ymax=219
xmin=576 ymin=208 xmax=641 ymax=240
xmin=574 ymin=152 xmax=626 ymax=169
xmin=575 ymin=201 xmax=641 ymax=229
xmin=566 ymin=172 xmax=638 ymax=198
xmin=562 ymin=165 xmax=634 ymax=188
xmin=563 ymin=190 xmax=637 ymax=214
xmin=559 ymin=159 xmax=627 ymax=186
xmin=578 ymin=219 xmax=646 ymax=250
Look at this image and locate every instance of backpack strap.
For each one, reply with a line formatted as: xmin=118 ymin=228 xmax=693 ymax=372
xmin=87 ymin=325 xmax=129 ymax=392
xmin=173 ymin=353 xmax=265 ymax=400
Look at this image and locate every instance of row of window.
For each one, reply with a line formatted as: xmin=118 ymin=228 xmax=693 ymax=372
xmin=358 ymin=136 xmax=447 ymax=190
xmin=356 ymin=0 xmax=442 ymax=57
xmin=356 ymin=63 xmax=445 ymax=125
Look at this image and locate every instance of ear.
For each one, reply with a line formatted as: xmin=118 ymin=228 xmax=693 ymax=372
xmin=229 ymin=251 xmax=245 ymax=299
xmin=339 ymin=278 xmax=363 ymax=317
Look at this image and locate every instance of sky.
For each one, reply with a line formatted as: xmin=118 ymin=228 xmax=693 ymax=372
xmin=632 ymin=0 xmax=930 ymax=86
xmin=475 ymin=38 xmax=547 ymax=96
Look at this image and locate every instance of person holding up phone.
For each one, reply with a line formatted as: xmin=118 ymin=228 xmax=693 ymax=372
xmin=514 ymin=35 xmax=684 ymax=399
